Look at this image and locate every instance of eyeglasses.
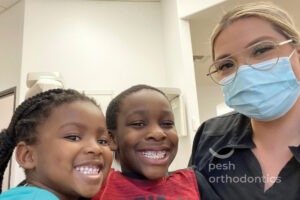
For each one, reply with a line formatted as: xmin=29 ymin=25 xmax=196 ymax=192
xmin=207 ymin=39 xmax=293 ymax=85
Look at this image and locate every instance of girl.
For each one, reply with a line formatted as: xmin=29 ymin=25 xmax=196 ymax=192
xmin=0 ymin=89 xmax=113 ymax=200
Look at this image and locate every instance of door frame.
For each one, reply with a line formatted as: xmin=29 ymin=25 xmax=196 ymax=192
xmin=0 ymin=87 xmax=17 ymax=191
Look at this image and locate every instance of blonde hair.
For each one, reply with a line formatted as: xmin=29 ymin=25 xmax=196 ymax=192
xmin=210 ymin=1 xmax=300 ymax=60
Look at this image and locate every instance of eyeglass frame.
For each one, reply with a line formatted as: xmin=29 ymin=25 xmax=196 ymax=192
xmin=206 ymin=39 xmax=294 ymax=85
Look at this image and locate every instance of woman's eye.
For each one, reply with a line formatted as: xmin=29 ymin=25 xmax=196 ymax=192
xmin=251 ymin=44 xmax=275 ymax=57
xmin=217 ymin=60 xmax=235 ymax=72
xmin=65 ymin=135 xmax=81 ymax=141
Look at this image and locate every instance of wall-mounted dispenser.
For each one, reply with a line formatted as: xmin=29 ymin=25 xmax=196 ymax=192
xmin=158 ymin=87 xmax=187 ymax=137
xmin=25 ymin=72 xmax=64 ymax=99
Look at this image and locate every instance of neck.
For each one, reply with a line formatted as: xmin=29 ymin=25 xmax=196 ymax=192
xmin=27 ymin=180 xmax=77 ymax=200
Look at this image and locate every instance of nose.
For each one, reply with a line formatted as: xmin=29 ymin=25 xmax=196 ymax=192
xmin=234 ymin=56 xmax=247 ymax=68
xmin=83 ymin=139 xmax=103 ymax=156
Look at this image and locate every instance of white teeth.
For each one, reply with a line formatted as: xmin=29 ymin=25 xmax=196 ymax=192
xmin=142 ymin=151 xmax=166 ymax=159
xmin=75 ymin=166 xmax=100 ymax=175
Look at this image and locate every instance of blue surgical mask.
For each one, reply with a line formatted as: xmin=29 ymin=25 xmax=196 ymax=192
xmin=221 ymin=51 xmax=300 ymax=121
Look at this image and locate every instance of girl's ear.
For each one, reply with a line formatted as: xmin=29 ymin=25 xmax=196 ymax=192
xmin=108 ymin=130 xmax=118 ymax=151
xmin=15 ymin=142 xmax=36 ymax=170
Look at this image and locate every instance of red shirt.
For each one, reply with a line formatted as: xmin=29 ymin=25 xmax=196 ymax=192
xmin=93 ymin=169 xmax=200 ymax=200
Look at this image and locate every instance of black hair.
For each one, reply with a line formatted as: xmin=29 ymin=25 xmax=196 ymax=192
xmin=106 ymin=84 xmax=168 ymax=131
xmin=0 ymin=88 xmax=100 ymax=193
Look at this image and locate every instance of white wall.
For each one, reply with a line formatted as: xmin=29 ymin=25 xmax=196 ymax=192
xmin=20 ymin=0 xmax=167 ymax=100
xmin=188 ymin=1 xmax=229 ymax=124
xmin=197 ymin=85 xmax=223 ymax=121
xmin=161 ymin=0 xmax=201 ymax=169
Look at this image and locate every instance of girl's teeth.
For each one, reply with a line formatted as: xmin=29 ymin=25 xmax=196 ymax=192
xmin=75 ymin=166 xmax=99 ymax=174
xmin=142 ymin=151 xmax=166 ymax=159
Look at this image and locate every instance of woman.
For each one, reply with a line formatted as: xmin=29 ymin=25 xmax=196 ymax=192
xmin=190 ymin=2 xmax=300 ymax=199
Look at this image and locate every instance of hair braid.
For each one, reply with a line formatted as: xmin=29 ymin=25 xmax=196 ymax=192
xmin=0 ymin=129 xmax=15 ymax=192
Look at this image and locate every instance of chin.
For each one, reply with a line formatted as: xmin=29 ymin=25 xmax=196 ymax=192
xmin=77 ymin=187 xmax=101 ymax=198
xmin=143 ymin=169 xmax=168 ymax=180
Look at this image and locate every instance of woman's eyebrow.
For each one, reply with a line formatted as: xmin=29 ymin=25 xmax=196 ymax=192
xmin=215 ymin=36 xmax=274 ymax=61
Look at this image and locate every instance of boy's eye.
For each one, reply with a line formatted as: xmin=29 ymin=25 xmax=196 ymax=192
xmin=65 ymin=135 xmax=81 ymax=141
xmin=130 ymin=121 xmax=146 ymax=128
xmin=161 ymin=120 xmax=175 ymax=128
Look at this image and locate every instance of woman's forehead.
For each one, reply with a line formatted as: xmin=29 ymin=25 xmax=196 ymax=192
xmin=214 ymin=17 xmax=284 ymax=60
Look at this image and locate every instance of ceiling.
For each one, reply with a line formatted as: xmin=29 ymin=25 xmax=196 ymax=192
xmin=96 ymin=0 xmax=160 ymax=1
xmin=0 ymin=0 xmax=159 ymax=14
xmin=0 ymin=0 xmax=20 ymax=14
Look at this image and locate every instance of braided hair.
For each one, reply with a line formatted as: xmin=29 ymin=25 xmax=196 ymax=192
xmin=0 ymin=88 xmax=100 ymax=193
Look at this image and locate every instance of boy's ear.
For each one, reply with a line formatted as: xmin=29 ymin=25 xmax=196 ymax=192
xmin=15 ymin=142 xmax=36 ymax=170
xmin=108 ymin=130 xmax=118 ymax=151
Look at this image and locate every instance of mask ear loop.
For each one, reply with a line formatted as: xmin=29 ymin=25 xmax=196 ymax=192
xmin=289 ymin=49 xmax=296 ymax=59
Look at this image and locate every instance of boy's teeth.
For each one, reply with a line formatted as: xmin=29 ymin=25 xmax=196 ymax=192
xmin=142 ymin=151 xmax=166 ymax=159
xmin=75 ymin=166 xmax=99 ymax=175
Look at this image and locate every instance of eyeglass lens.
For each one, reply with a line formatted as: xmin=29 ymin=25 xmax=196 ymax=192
xmin=208 ymin=40 xmax=281 ymax=85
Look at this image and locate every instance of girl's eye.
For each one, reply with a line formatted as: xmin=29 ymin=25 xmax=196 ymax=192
xmin=98 ymin=139 xmax=109 ymax=146
xmin=64 ymin=135 xmax=81 ymax=141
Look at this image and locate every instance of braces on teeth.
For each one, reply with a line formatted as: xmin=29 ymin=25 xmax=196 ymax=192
xmin=142 ymin=151 xmax=166 ymax=159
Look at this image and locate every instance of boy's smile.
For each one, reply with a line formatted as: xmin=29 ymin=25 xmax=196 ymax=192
xmin=114 ymin=89 xmax=178 ymax=180
xmin=138 ymin=147 xmax=171 ymax=165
